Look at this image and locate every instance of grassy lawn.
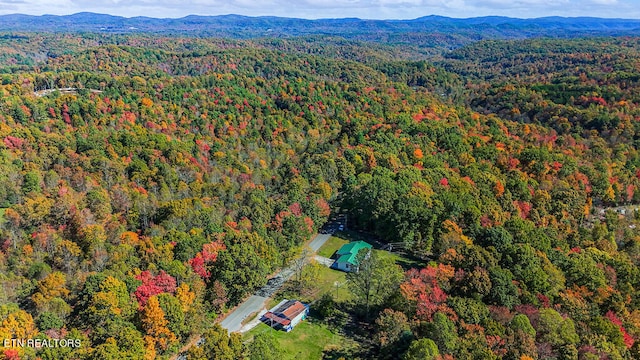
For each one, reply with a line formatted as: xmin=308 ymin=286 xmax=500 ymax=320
xmin=244 ymin=321 xmax=346 ymax=360
xmin=271 ymin=262 xmax=351 ymax=306
xmin=0 ymin=208 xmax=5 ymax=223
xmin=307 ymin=263 xmax=351 ymax=303
xmin=317 ymin=236 xmax=348 ymax=258
xmin=375 ymin=249 xmax=426 ymax=271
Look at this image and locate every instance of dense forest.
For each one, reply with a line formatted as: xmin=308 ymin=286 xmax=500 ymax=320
xmin=1 ymin=30 xmax=640 ymax=360
xmin=2 ymin=13 xmax=640 ymax=44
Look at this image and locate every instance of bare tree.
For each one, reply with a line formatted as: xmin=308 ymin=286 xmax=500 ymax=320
xmin=292 ymin=247 xmax=312 ymax=290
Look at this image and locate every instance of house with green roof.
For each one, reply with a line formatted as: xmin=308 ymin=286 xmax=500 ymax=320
xmin=332 ymin=240 xmax=372 ymax=272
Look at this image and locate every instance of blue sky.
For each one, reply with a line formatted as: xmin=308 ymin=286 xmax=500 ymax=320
xmin=0 ymin=0 xmax=638 ymax=19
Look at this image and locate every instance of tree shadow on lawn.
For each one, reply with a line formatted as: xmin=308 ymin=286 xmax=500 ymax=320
xmin=311 ymin=300 xmax=379 ymax=359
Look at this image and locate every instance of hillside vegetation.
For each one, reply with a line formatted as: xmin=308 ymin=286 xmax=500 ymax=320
xmin=1 ymin=33 xmax=640 ymax=359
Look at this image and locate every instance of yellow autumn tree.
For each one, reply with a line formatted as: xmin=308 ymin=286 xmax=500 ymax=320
xmin=494 ymin=180 xmax=505 ymax=197
xmin=317 ymin=181 xmax=332 ymax=200
xmin=141 ymin=295 xmax=177 ymax=352
xmin=120 ymin=231 xmax=140 ymax=245
xmin=141 ymin=97 xmax=154 ymax=107
xmin=0 ymin=304 xmax=37 ymax=340
xmin=34 ymin=271 xmax=69 ymax=299
xmin=584 ymin=197 xmax=592 ymax=216
xmin=604 ymin=185 xmax=616 ymax=203
xmin=81 ymin=275 xmax=136 ymax=328
xmin=53 ymin=239 xmax=81 ymax=272
xmin=438 ymin=220 xmax=473 ymax=254
xmin=175 ymin=283 xmax=195 ymax=314
xmin=32 ymin=271 xmax=70 ymax=312
xmin=0 ymin=306 xmax=38 ymax=359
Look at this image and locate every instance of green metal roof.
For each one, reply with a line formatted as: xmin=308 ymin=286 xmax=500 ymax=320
xmin=336 ymin=253 xmax=356 ymax=265
xmin=335 ymin=241 xmax=372 ymax=265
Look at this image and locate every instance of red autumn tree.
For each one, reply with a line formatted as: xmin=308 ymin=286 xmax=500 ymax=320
xmin=134 ymin=270 xmax=177 ymax=308
xmin=605 ymin=311 xmax=634 ymax=349
xmin=400 ymin=264 xmax=455 ymax=321
xmin=188 ymin=241 xmax=225 ymax=279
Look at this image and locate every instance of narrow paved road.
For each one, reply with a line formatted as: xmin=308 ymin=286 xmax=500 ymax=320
xmin=218 ymin=295 xmax=268 ymax=333
xmin=309 ymin=233 xmax=331 ymax=252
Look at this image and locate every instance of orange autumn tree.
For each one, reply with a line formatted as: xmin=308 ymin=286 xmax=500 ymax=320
xmin=141 ymin=295 xmax=177 ymax=352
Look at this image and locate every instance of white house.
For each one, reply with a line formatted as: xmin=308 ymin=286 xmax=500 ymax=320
xmin=332 ymin=241 xmax=372 ymax=272
xmin=261 ymin=299 xmax=309 ymax=332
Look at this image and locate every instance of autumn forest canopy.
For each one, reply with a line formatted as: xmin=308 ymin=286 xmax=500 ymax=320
xmin=1 ymin=24 xmax=640 ymax=360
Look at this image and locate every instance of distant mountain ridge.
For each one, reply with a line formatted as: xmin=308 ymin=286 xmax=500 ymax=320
xmin=0 ymin=12 xmax=639 ymax=44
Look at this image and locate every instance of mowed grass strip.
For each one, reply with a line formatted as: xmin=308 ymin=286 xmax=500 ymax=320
xmin=317 ymin=236 xmax=348 ymax=258
xmin=245 ymin=321 xmax=345 ymax=360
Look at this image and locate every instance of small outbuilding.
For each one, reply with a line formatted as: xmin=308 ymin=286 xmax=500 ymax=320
xmin=261 ymin=299 xmax=309 ymax=332
xmin=332 ymin=240 xmax=372 ymax=272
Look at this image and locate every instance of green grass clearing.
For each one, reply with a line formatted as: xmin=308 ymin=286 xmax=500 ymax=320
xmin=375 ymin=248 xmax=426 ymax=271
xmin=271 ymin=262 xmax=351 ymax=306
xmin=0 ymin=208 xmax=6 ymax=223
xmin=317 ymin=236 xmax=348 ymax=258
xmin=244 ymin=321 xmax=347 ymax=360
xmin=308 ymin=262 xmax=351 ymax=303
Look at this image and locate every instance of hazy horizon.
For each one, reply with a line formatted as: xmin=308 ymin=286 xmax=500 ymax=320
xmin=1 ymin=11 xmax=639 ymax=21
xmin=0 ymin=0 xmax=637 ymax=21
